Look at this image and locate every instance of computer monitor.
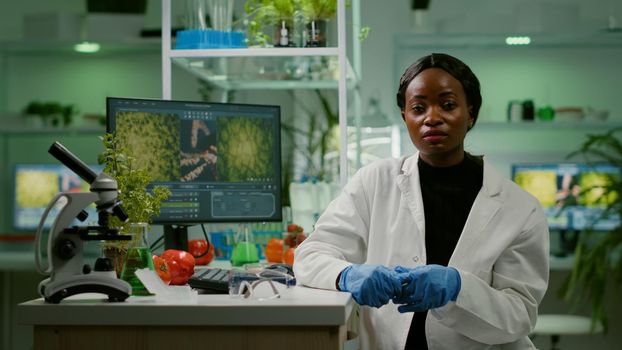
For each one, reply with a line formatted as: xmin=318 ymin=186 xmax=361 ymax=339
xmin=512 ymin=162 xmax=620 ymax=231
xmin=106 ymin=97 xmax=282 ymax=250
xmin=12 ymin=163 xmax=102 ymax=231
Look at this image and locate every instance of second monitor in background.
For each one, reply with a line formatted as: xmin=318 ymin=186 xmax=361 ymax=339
xmin=512 ymin=162 xmax=620 ymax=232
xmin=106 ymin=97 xmax=282 ymax=250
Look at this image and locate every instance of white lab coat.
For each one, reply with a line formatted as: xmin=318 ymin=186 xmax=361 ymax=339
xmin=294 ymin=153 xmax=549 ymax=350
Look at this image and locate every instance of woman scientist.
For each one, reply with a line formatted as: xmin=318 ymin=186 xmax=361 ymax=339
xmin=293 ymin=53 xmax=549 ymax=349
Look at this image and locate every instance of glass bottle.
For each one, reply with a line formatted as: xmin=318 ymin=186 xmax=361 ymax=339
xmin=119 ymin=223 xmax=155 ymax=296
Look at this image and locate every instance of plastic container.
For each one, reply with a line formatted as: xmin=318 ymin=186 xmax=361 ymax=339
xmin=175 ymin=29 xmax=246 ymax=49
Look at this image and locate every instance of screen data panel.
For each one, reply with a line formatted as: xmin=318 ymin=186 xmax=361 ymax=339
xmin=106 ymin=97 xmax=282 ymax=224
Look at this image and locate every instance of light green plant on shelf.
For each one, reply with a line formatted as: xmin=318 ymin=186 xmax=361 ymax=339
xmin=299 ymin=0 xmax=337 ymax=20
xmin=244 ymin=0 xmax=297 ymax=46
xmin=242 ymin=0 xmax=370 ymax=46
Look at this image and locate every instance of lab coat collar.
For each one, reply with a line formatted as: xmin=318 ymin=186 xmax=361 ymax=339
xmin=399 ymin=152 xmax=503 ymax=199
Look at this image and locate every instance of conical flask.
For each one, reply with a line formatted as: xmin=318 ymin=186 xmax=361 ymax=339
xmin=230 ymin=224 xmax=259 ymax=267
xmin=120 ymin=223 xmax=155 ymax=296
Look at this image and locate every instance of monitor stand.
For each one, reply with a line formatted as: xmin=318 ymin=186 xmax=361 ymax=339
xmin=163 ymin=224 xmax=189 ymax=251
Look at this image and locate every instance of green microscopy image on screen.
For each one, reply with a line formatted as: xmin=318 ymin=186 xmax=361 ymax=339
xmin=16 ymin=170 xmax=58 ymax=208
xmin=217 ymin=116 xmax=274 ymax=182
xmin=514 ymin=170 xmax=558 ymax=208
xmin=115 ymin=111 xmax=181 ymax=181
xmin=579 ymin=171 xmax=619 ymax=207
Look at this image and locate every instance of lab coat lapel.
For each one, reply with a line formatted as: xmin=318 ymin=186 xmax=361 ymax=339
xmin=451 ymin=160 xmax=503 ymax=266
xmin=396 ymin=154 xmax=425 ymax=237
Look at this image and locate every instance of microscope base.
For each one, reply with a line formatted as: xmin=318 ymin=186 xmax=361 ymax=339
xmin=39 ymin=275 xmax=132 ymax=304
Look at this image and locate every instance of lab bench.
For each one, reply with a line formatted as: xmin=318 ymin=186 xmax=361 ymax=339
xmin=18 ymin=287 xmax=355 ymax=350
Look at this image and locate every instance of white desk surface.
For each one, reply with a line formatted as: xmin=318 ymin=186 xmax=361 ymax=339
xmin=17 ymin=286 xmax=354 ymax=327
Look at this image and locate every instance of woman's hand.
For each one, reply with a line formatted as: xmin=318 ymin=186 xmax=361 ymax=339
xmin=338 ymin=264 xmax=403 ymax=308
xmin=393 ymin=265 xmax=461 ymax=313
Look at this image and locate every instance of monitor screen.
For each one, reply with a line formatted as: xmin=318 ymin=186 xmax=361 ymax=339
xmin=106 ymin=97 xmax=282 ymax=225
xmin=13 ymin=164 xmax=102 ymax=231
xmin=512 ymin=162 xmax=620 ymax=231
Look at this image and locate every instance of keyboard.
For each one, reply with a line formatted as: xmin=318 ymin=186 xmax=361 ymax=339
xmin=188 ymin=268 xmax=231 ymax=294
xmin=188 ymin=265 xmax=296 ymax=294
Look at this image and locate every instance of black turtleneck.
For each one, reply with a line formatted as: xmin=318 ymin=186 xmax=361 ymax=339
xmin=405 ymin=153 xmax=483 ymax=350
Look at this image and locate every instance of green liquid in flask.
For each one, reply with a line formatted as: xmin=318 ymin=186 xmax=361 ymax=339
xmin=120 ymin=247 xmax=155 ymax=296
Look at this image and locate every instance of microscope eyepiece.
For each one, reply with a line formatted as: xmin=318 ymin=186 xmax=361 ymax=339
xmin=49 ymin=142 xmax=97 ymax=184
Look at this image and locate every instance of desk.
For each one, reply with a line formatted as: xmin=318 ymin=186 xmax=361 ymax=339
xmin=0 ymin=248 xmax=37 ymax=350
xmin=18 ymin=287 xmax=355 ymax=350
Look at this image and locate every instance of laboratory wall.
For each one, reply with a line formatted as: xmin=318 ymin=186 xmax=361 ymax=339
xmin=1 ymin=0 xmax=622 ymax=349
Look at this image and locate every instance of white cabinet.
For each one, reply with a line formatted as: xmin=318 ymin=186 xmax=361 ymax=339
xmin=160 ymin=0 xmax=361 ymax=187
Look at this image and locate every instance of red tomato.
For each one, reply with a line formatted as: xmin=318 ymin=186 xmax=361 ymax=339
xmin=287 ymin=224 xmax=303 ymax=233
xmin=152 ymin=255 xmax=172 ymax=285
xmin=264 ymin=238 xmax=284 ymax=263
xmin=284 ymin=247 xmax=296 ymax=266
xmin=161 ymin=249 xmax=196 ymax=285
xmin=188 ymin=239 xmax=214 ymax=265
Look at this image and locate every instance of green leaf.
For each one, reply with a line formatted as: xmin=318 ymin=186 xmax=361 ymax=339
xmin=98 ymin=133 xmax=171 ymax=230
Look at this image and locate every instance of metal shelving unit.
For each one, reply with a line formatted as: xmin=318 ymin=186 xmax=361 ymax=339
xmin=161 ymin=0 xmax=360 ymax=186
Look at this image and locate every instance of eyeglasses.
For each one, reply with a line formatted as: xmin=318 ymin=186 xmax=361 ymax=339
xmin=229 ymin=267 xmax=295 ymax=300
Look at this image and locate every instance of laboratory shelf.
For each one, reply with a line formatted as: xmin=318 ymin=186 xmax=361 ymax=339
xmin=169 ymin=47 xmax=340 ymax=58
xmin=475 ymin=120 xmax=622 ymax=130
xmin=172 ymin=55 xmax=358 ymax=91
xmin=394 ymin=32 xmax=622 ymax=49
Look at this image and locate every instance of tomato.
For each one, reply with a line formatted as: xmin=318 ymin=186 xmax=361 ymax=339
xmin=264 ymin=238 xmax=284 ymax=263
xmin=152 ymin=255 xmax=172 ymax=285
xmin=188 ymin=239 xmax=214 ymax=265
xmin=284 ymin=247 xmax=296 ymax=266
xmin=287 ymin=224 xmax=303 ymax=233
xmin=161 ymin=249 xmax=196 ymax=285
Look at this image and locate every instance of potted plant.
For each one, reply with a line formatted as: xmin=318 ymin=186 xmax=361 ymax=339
xmin=560 ymin=127 xmax=622 ymax=332
xmin=23 ymin=101 xmax=77 ymax=128
xmin=299 ymin=0 xmax=337 ymax=47
xmin=244 ymin=0 xmax=297 ymax=47
xmin=98 ymin=133 xmax=171 ymax=276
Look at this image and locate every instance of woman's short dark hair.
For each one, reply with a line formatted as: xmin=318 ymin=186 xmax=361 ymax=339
xmin=396 ymin=53 xmax=482 ymax=126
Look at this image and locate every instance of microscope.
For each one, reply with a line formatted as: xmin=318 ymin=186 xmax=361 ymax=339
xmin=35 ymin=142 xmax=133 ymax=303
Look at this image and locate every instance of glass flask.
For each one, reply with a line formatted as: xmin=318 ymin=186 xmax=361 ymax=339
xmin=230 ymin=224 xmax=259 ymax=267
xmin=119 ymin=223 xmax=155 ymax=296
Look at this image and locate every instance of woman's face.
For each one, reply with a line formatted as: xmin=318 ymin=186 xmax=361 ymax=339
xmin=401 ymin=68 xmax=473 ymax=167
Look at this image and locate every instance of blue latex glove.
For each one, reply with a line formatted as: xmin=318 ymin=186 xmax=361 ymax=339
xmin=338 ymin=264 xmax=403 ymax=308
xmin=393 ymin=265 xmax=461 ymax=313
